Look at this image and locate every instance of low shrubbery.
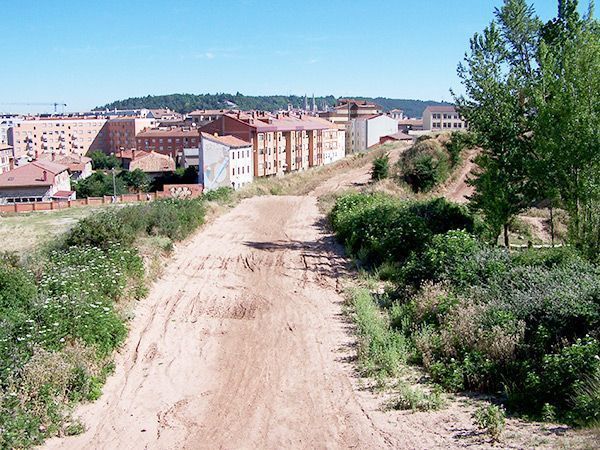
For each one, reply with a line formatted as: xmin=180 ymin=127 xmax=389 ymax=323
xmin=332 ymin=192 xmax=600 ymax=427
xmin=397 ymin=132 xmax=475 ymax=192
xmin=0 ymin=198 xmax=207 ymax=448
xmin=371 ymin=153 xmax=390 ymax=181
xmin=330 ymin=193 xmax=477 ymax=266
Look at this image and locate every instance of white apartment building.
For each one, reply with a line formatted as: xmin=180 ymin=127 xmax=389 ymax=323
xmin=348 ymin=114 xmax=399 ymax=153
xmin=199 ymin=133 xmax=253 ymax=191
xmin=422 ymin=105 xmax=466 ymax=131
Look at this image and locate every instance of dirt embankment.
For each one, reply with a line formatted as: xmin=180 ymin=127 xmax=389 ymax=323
xmin=45 ymin=147 xmax=587 ymax=449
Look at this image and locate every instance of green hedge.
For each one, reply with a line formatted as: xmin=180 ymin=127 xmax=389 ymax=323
xmin=0 ymin=198 xmax=207 ymax=448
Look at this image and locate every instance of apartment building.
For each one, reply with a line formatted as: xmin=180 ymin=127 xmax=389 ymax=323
xmin=322 ymin=125 xmax=346 ymax=165
xmin=199 ymin=133 xmax=253 ymax=191
xmin=135 ymin=128 xmax=199 ymax=159
xmin=422 ymin=105 xmax=466 ymax=131
xmin=8 ymin=117 xmax=108 ymax=161
xmin=347 ymin=114 xmax=399 ymax=153
xmin=106 ymin=117 xmax=158 ymax=153
xmin=0 ymin=116 xmax=22 ymax=145
xmin=200 ymin=112 xmax=345 ymax=177
xmin=388 ymin=109 xmax=405 ymax=120
xmin=0 ymin=146 xmax=14 ymax=174
xmin=318 ymin=99 xmax=383 ymax=125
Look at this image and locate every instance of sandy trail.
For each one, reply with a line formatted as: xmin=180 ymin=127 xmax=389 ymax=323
xmin=443 ymin=149 xmax=477 ymax=204
xmin=44 ymin=149 xmax=582 ymax=450
xmin=46 ymin=159 xmax=398 ymax=449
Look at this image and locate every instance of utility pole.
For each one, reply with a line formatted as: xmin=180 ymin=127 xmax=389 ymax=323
xmin=112 ymin=168 xmax=117 ymax=202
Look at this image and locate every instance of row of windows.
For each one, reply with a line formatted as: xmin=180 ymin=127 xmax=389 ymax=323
xmin=231 ymin=165 xmax=251 ymax=176
xmin=432 ymin=113 xmax=460 ymax=120
xmin=140 ymin=137 xmax=197 ymax=144
xmin=231 ymin=149 xmax=251 ymax=159
xmin=432 ymin=122 xmax=464 ymax=129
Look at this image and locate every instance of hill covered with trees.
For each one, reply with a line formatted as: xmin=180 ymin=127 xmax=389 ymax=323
xmin=95 ymin=93 xmax=448 ymax=118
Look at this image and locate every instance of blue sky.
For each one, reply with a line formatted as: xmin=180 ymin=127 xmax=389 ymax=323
xmin=0 ymin=0 xmax=588 ymax=112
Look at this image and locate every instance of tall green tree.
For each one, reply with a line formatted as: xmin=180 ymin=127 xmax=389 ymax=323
xmin=534 ymin=0 xmax=600 ymax=257
xmin=454 ymin=0 xmax=541 ymax=246
xmin=118 ymin=169 xmax=151 ymax=193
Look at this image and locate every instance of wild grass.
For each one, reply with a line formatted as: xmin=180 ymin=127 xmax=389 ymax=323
xmin=346 ymin=286 xmax=408 ymax=377
xmin=390 ymin=382 xmax=445 ymax=412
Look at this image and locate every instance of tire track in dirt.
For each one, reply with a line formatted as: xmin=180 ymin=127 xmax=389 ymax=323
xmin=46 ymin=146 xmax=476 ymax=449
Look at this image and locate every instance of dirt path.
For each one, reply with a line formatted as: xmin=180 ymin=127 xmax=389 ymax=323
xmin=45 ymin=150 xmax=583 ymax=450
xmin=442 ymin=149 xmax=477 ymax=204
xmin=45 ymin=159 xmax=397 ymax=449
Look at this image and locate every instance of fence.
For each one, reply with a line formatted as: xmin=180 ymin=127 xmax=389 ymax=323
xmin=0 ymin=184 xmax=203 ymax=214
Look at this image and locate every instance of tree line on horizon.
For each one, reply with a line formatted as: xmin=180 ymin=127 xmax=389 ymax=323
xmin=95 ymin=93 xmax=449 ymax=118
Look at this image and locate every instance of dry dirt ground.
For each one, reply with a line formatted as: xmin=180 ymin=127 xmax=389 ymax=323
xmin=45 ymin=151 xmax=590 ymax=450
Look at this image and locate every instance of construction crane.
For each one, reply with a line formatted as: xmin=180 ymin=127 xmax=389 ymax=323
xmin=0 ymin=102 xmax=67 ymax=113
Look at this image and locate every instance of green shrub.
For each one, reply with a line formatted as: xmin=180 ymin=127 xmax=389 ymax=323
xmin=349 ymin=288 xmax=408 ymax=376
xmin=203 ymin=186 xmax=234 ymax=203
xmin=445 ymin=131 xmax=476 ymax=166
xmin=391 ymin=383 xmax=445 ymax=412
xmin=570 ymin=372 xmax=600 ymax=427
xmin=371 ymin=153 xmax=390 ymax=181
xmin=473 ymin=404 xmax=506 ymax=441
xmin=330 ymin=194 xmax=476 ymax=266
xmin=64 ymin=198 xmax=206 ymax=249
xmin=401 ymin=230 xmax=510 ymax=289
xmin=399 ymin=139 xmax=450 ymax=192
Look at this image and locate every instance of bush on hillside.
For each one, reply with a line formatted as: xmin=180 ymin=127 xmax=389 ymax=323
xmin=330 ymin=194 xmax=476 ymax=266
xmin=399 ymin=139 xmax=450 ymax=192
xmin=371 ymin=153 xmax=390 ymax=181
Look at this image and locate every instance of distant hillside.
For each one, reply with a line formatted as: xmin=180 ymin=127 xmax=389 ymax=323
xmin=96 ymin=93 xmax=449 ymax=118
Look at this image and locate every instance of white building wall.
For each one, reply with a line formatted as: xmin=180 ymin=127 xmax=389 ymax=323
xmin=366 ymin=115 xmax=398 ymax=148
xmin=229 ymin=145 xmax=253 ymax=189
xmin=199 ymin=136 xmax=253 ymax=191
xmin=324 ymin=129 xmax=346 ymax=164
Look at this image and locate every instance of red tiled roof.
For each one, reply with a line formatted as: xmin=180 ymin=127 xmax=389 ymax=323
xmin=0 ymin=160 xmax=68 ymax=188
xmin=136 ymin=128 xmax=199 ymax=138
xmin=118 ymin=149 xmax=150 ymax=160
xmin=383 ymin=132 xmax=414 ymax=141
xmin=222 ymin=113 xmax=337 ymax=132
xmin=129 ymin=151 xmax=176 ymax=173
xmin=423 ymin=105 xmax=457 ymax=113
xmin=189 ymin=109 xmax=231 ymax=116
xmin=398 ymin=119 xmax=424 ymax=126
xmin=201 ymin=132 xmax=251 ymax=148
xmin=52 ymin=190 xmax=74 ymax=198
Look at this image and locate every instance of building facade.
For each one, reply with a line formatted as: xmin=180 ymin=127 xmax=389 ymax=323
xmin=0 ymin=146 xmax=14 ymax=174
xmin=347 ymin=114 xmax=399 ymax=153
xmin=422 ymin=106 xmax=466 ymax=131
xmin=135 ymin=128 xmax=199 ymax=159
xmin=318 ymin=99 xmax=383 ymax=124
xmin=388 ymin=109 xmax=405 ymax=120
xmin=106 ymin=117 xmax=158 ymax=153
xmin=199 ymin=133 xmax=253 ymax=190
xmin=8 ymin=117 xmax=108 ymax=161
xmin=200 ymin=112 xmax=345 ymax=178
